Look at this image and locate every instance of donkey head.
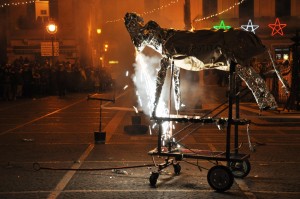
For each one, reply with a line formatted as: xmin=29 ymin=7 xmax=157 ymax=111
xmin=124 ymin=13 xmax=145 ymax=51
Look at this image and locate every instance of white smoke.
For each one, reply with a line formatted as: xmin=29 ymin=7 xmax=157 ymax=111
xmin=132 ymin=51 xmax=159 ymax=116
xmin=132 ymin=46 xmax=173 ymax=116
xmin=132 ymin=46 xmax=204 ymax=116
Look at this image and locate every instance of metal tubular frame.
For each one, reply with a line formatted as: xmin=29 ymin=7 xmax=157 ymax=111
xmin=149 ymin=61 xmax=250 ymax=163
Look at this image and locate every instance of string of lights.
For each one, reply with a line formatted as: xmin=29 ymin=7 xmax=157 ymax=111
xmin=194 ymin=0 xmax=246 ymax=22
xmin=106 ymin=0 xmax=180 ymax=23
xmin=0 ymin=0 xmax=36 ymax=8
xmin=2 ymin=0 xmax=245 ymax=25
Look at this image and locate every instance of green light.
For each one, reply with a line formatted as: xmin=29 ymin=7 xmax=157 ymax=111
xmin=213 ymin=20 xmax=231 ymax=30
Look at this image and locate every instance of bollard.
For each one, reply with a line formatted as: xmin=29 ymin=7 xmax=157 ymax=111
xmin=94 ymin=131 xmax=106 ymax=144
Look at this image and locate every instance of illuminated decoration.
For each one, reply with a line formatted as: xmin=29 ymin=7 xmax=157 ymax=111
xmin=96 ymin=29 xmax=102 ymax=34
xmin=268 ymin=18 xmax=287 ymax=36
xmin=213 ymin=20 xmax=231 ymax=30
xmin=0 ymin=0 xmax=35 ymax=8
xmin=194 ymin=0 xmax=245 ymax=22
xmin=108 ymin=60 xmax=119 ymax=64
xmin=241 ymin=19 xmax=259 ymax=34
xmin=106 ymin=0 xmax=179 ymax=23
xmin=124 ymin=12 xmax=279 ymax=118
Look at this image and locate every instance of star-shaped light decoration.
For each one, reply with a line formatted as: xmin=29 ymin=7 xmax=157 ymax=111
xmin=268 ymin=18 xmax=287 ymax=36
xmin=241 ymin=19 xmax=259 ymax=34
xmin=213 ymin=20 xmax=231 ymax=30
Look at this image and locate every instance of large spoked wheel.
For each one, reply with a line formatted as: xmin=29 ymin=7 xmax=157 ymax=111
xmin=149 ymin=172 xmax=159 ymax=187
xmin=229 ymin=159 xmax=251 ymax=178
xmin=207 ymin=165 xmax=234 ymax=192
xmin=173 ymin=163 xmax=181 ymax=175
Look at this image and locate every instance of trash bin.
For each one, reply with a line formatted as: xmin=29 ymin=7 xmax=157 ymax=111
xmin=94 ymin=131 xmax=106 ymax=144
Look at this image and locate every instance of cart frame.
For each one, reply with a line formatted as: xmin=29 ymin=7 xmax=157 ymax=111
xmin=148 ymin=61 xmax=252 ymax=192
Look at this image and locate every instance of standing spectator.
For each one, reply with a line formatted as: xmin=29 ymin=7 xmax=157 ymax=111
xmin=22 ymin=64 xmax=33 ymax=98
xmin=2 ymin=65 xmax=12 ymax=100
xmin=0 ymin=64 xmax=4 ymax=99
xmin=15 ymin=67 xmax=24 ymax=98
xmin=39 ymin=64 xmax=50 ymax=96
xmin=56 ymin=64 xmax=67 ymax=97
xmin=32 ymin=65 xmax=41 ymax=96
xmin=10 ymin=66 xmax=18 ymax=100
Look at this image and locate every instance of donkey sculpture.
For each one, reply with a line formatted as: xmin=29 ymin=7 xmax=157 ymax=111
xmin=124 ymin=12 xmax=278 ymax=116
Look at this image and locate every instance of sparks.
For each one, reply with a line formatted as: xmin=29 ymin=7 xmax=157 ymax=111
xmin=133 ymin=106 xmax=139 ymax=114
xmin=123 ymin=85 xmax=128 ymax=90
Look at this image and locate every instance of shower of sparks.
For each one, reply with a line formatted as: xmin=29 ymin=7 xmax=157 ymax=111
xmin=134 ymin=53 xmax=157 ymax=116
xmin=152 ymin=123 xmax=157 ymax=129
xmin=123 ymin=85 xmax=128 ymax=90
xmin=149 ymin=125 xmax=152 ymax=135
xmin=133 ymin=106 xmax=139 ymax=114
xmin=133 ymin=52 xmax=173 ymax=141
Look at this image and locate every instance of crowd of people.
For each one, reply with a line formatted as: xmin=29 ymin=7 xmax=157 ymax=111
xmin=0 ymin=57 xmax=113 ymax=101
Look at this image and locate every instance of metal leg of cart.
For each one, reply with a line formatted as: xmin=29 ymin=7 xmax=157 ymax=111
xmin=149 ymin=121 xmax=181 ymax=187
xmin=207 ymin=61 xmax=250 ymax=191
xmin=207 ymin=61 xmax=236 ymax=192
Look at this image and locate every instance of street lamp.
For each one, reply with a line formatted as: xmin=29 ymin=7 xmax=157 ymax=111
xmin=46 ymin=21 xmax=58 ymax=67
xmin=96 ymin=28 xmax=102 ymax=67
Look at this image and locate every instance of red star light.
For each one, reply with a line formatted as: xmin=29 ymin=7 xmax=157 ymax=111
xmin=268 ymin=18 xmax=287 ymax=36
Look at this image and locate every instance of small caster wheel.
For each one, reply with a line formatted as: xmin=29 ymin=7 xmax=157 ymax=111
xmin=229 ymin=159 xmax=251 ymax=178
xmin=149 ymin=172 xmax=159 ymax=187
xmin=173 ymin=163 xmax=181 ymax=175
xmin=207 ymin=165 xmax=234 ymax=192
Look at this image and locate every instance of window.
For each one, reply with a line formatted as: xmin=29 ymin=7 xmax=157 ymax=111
xmin=203 ymin=0 xmax=217 ymax=17
xmin=239 ymin=0 xmax=254 ymax=19
xmin=275 ymin=48 xmax=290 ymax=61
xmin=276 ymin=0 xmax=291 ymax=17
xmin=41 ymin=10 xmax=47 ymax=15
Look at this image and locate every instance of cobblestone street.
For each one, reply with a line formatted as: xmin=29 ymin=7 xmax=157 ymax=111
xmin=0 ymin=90 xmax=299 ymax=199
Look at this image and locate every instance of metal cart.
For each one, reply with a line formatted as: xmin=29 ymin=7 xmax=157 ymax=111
xmin=148 ymin=62 xmax=252 ymax=192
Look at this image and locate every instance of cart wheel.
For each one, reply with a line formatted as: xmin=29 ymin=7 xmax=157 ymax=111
xmin=207 ymin=165 xmax=234 ymax=192
xmin=149 ymin=172 xmax=159 ymax=187
xmin=173 ymin=163 xmax=181 ymax=175
xmin=229 ymin=159 xmax=251 ymax=178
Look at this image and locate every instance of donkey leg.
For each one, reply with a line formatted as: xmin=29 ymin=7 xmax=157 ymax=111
xmin=152 ymin=57 xmax=169 ymax=117
xmin=236 ymin=64 xmax=277 ymax=110
xmin=173 ymin=64 xmax=181 ymax=111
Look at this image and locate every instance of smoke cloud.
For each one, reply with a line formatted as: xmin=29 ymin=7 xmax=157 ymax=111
xmin=132 ymin=46 xmax=205 ymax=116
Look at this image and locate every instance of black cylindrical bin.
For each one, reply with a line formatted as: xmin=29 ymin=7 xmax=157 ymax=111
xmin=94 ymin=132 xmax=106 ymax=144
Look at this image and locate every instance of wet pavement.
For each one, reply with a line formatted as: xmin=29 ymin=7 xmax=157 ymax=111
xmin=0 ymin=89 xmax=299 ymax=199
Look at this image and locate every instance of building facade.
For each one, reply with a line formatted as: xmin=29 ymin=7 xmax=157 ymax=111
xmin=0 ymin=0 xmax=299 ymax=106
xmin=0 ymin=1 xmax=72 ymax=65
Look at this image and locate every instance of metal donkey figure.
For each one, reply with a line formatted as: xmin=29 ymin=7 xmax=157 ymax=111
xmin=124 ymin=12 xmax=280 ymax=116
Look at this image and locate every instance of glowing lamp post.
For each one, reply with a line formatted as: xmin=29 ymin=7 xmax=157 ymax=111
xmin=46 ymin=22 xmax=58 ymax=66
xmin=96 ymin=28 xmax=102 ymax=67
